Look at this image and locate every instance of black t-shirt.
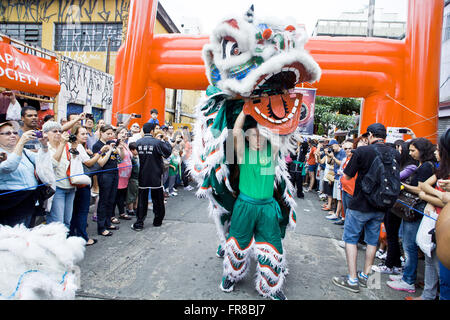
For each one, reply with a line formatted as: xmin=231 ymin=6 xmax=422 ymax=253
xmin=92 ymin=140 xmax=120 ymax=173
xmin=409 ymin=161 xmax=434 ymax=187
xmin=344 ymin=142 xmax=400 ymax=213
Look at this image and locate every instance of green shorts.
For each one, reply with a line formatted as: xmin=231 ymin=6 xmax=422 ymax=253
xmin=228 ymin=192 xmax=283 ymax=254
xmin=126 ymin=178 xmax=139 ymax=204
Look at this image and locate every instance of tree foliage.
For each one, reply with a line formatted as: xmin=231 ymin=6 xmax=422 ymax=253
xmin=314 ymin=96 xmax=360 ymax=135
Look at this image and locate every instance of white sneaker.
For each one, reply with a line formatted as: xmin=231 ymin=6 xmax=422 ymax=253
xmin=387 ymin=279 xmax=415 ymax=293
xmin=371 ymin=263 xmax=401 ymax=274
xmin=376 ymin=249 xmax=386 ymax=260
xmin=173 ymin=188 xmax=178 ymax=192
xmin=170 ymin=192 xmax=178 ymax=196
xmin=338 ymin=240 xmax=345 ymax=249
xmin=389 ymin=274 xmax=403 ymax=281
xmin=326 ymin=213 xmax=339 ymax=220
xmin=185 ymin=185 xmax=194 ymax=191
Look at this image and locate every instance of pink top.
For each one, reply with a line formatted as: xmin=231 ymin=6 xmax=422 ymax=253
xmin=118 ymin=147 xmax=133 ymax=189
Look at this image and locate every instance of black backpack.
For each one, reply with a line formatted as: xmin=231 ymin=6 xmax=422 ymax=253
xmin=361 ymin=144 xmax=401 ymax=211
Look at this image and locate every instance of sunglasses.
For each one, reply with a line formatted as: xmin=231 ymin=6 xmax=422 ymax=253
xmin=51 ymin=129 xmax=63 ymax=133
xmin=0 ymin=131 xmax=19 ymax=136
xmin=344 ymin=147 xmax=352 ymax=150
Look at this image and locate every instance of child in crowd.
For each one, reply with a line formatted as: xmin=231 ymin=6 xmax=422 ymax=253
xmin=126 ymin=142 xmax=139 ymax=216
xmin=168 ymin=149 xmax=181 ymax=196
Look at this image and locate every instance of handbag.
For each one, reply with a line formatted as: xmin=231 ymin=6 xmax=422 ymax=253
xmin=391 ymin=162 xmax=433 ymax=222
xmin=66 ymin=144 xmax=91 ymax=188
xmin=23 ymin=150 xmax=55 ymax=201
xmin=416 ymin=208 xmax=437 ymax=258
xmin=325 ymin=171 xmax=335 ymax=183
xmin=390 ymin=189 xmax=422 ymax=222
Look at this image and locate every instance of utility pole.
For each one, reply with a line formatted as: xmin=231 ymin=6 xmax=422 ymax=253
xmin=367 ymin=0 xmax=376 ymax=37
xmin=105 ymin=37 xmax=111 ymax=73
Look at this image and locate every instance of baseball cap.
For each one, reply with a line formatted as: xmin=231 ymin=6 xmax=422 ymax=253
xmin=328 ymin=139 xmax=338 ymax=146
xmin=364 ymin=123 xmax=387 ymax=137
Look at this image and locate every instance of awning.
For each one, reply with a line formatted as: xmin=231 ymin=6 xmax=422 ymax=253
xmin=0 ymin=37 xmax=60 ymax=97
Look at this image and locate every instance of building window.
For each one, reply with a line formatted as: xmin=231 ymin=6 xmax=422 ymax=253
xmin=54 ymin=23 xmax=122 ymax=52
xmin=0 ymin=23 xmax=42 ymax=46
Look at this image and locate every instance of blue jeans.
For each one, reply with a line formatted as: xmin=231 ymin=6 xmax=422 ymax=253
xmin=343 ymin=208 xmax=384 ymax=246
xmin=341 ymin=191 xmax=352 ymax=216
xmin=401 ymin=218 xmax=422 ymax=285
xmin=439 ymin=261 xmax=450 ymax=300
xmin=69 ymin=186 xmax=91 ymax=241
xmin=48 ymin=187 xmax=76 ymax=229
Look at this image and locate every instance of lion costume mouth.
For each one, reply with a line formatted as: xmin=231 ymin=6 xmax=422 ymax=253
xmin=243 ymin=62 xmax=306 ymax=135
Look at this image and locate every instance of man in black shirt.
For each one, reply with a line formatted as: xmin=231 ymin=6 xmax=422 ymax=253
xmin=131 ymin=122 xmax=172 ymax=231
xmin=332 ymin=123 xmax=400 ymax=293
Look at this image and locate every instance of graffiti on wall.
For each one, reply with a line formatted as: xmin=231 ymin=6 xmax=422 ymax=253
xmin=59 ymin=56 xmax=113 ymax=109
xmin=0 ymin=0 xmax=130 ymax=23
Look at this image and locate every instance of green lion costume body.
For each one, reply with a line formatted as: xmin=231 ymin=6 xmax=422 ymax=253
xmin=188 ymin=6 xmax=321 ymax=299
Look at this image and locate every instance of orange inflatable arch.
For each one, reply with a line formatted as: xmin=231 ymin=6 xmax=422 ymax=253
xmin=113 ymin=0 xmax=443 ymax=142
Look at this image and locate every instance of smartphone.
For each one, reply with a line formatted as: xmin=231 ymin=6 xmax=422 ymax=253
xmin=399 ymin=128 xmax=408 ymax=134
xmin=35 ymin=130 xmax=43 ymax=139
xmin=128 ymin=132 xmax=133 ymax=137
xmin=106 ymin=140 xmax=116 ymax=145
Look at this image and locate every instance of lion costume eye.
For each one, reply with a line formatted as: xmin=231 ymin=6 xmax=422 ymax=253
xmin=221 ymin=38 xmax=241 ymax=59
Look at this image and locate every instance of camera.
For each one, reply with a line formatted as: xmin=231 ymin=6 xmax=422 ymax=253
xmin=68 ymin=134 xmax=77 ymax=143
xmin=34 ymin=131 xmax=43 ymax=139
xmin=133 ymin=114 xmax=142 ymax=118
xmin=85 ymin=113 xmax=94 ymax=120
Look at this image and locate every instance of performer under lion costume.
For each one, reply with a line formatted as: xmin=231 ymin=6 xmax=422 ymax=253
xmin=188 ymin=6 xmax=321 ymax=300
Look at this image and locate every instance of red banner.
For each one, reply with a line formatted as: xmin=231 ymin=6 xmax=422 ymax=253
xmin=0 ymin=40 xmax=60 ymax=97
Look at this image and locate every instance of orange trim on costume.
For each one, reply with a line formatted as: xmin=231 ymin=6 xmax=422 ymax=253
xmin=259 ymin=263 xmax=279 ymax=277
xmin=261 ymin=273 xmax=279 ymax=287
xmin=227 ymin=237 xmax=253 ymax=251
xmin=255 ymin=242 xmax=282 ymax=255
xmin=225 ymin=256 xmax=245 ymax=272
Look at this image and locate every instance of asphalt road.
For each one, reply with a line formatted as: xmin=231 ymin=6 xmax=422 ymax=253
xmin=76 ymin=185 xmax=425 ymax=301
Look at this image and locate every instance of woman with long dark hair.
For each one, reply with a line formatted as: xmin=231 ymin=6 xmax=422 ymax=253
xmin=92 ymin=125 xmax=120 ymax=237
xmin=387 ymin=137 xmax=437 ymax=293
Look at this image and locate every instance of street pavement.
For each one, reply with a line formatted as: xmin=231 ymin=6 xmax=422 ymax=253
xmin=77 ymin=185 xmax=425 ymax=300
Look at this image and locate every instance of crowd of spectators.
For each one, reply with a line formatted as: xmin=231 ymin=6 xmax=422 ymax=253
xmin=0 ymin=103 xmax=194 ymax=246
xmin=287 ymin=125 xmax=450 ymax=300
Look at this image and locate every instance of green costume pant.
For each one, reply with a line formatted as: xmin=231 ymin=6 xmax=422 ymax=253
xmin=223 ymin=193 xmax=287 ymax=297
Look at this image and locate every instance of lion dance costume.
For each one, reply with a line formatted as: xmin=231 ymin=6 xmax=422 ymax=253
xmin=188 ymin=6 xmax=321 ymax=300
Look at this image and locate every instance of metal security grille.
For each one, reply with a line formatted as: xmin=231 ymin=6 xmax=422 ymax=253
xmin=445 ymin=14 xmax=450 ymax=42
xmin=0 ymin=23 xmax=42 ymax=46
xmin=54 ymin=23 xmax=123 ymax=52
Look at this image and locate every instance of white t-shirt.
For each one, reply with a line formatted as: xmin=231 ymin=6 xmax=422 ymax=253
xmin=48 ymin=143 xmax=73 ymax=189
xmin=6 ymin=100 xmax=22 ymax=121
xmin=76 ymin=144 xmax=91 ymax=163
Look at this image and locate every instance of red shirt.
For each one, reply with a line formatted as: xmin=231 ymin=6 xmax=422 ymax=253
xmin=307 ymin=146 xmax=317 ymax=165
xmin=435 ymin=176 xmax=450 ymax=215
xmin=340 ymin=156 xmax=357 ymax=196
